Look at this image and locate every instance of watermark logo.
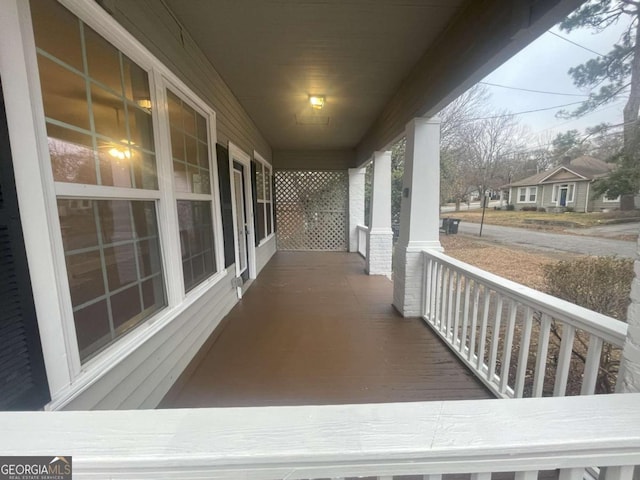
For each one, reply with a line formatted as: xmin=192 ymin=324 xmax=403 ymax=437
xmin=0 ymin=456 xmax=72 ymax=480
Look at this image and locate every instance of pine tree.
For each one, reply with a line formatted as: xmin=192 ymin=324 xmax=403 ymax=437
xmin=559 ymin=0 xmax=640 ymax=207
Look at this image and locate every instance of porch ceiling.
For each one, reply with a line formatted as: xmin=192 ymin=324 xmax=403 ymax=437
xmin=164 ymin=0 xmax=584 ymax=161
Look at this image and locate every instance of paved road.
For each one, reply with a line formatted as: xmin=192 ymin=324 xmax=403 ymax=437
xmin=457 ymin=222 xmax=638 ymax=258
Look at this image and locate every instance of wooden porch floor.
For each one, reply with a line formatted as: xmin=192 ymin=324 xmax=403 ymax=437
xmin=161 ymin=252 xmax=492 ymax=408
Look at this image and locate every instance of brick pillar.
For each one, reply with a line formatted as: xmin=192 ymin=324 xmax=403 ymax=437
xmin=393 ymin=117 xmax=442 ymax=317
xmin=617 ymin=234 xmax=640 ymax=393
xmin=366 ymin=151 xmax=393 ymax=276
xmin=348 ymin=167 xmax=366 ymax=253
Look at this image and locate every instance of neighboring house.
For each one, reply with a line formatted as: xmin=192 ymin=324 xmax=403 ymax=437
xmin=506 ymin=156 xmax=619 ymax=212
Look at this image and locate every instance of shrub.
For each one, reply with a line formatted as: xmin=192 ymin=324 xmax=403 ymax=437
xmin=543 ymin=256 xmax=633 ymax=393
xmin=506 ymin=204 xmax=515 ymax=211
xmin=537 ymin=207 xmax=546 ymax=212
xmin=521 ymin=206 xmax=537 ymax=211
xmin=564 ymin=206 xmax=575 ymax=212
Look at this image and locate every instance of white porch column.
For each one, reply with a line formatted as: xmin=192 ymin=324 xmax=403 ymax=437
xmin=366 ymin=151 xmax=393 ymax=276
xmin=348 ymin=167 xmax=366 ymax=252
xmin=393 ymin=117 xmax=442 ymax=317
xmin=617 ymin=235 xmax=640 ymax=393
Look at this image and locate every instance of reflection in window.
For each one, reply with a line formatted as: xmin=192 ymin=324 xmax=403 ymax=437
xmin=255 ymin=161 xmax=274 ymax=241
xmin=177 ymin=201 xmax=216 ymax=291
xmin=168 ymin=90 xmax=211 ymax=194
xmin=31 ymin=0 xmax=157 ymax=189
xmin=58 ymin=199 xmax=165 ymax=361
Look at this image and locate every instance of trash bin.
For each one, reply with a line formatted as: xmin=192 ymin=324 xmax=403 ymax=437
xmin=448 ymin=218 xmax=461 ymax=234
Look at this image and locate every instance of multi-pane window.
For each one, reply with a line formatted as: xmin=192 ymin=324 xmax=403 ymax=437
xmin=255 ymin=160 xmax=274 ymax=242
xmin=517 ymin=186 xmax=537 ymax=203
xmin=31 ymin=0 xmax=166 ymax=361
xmin=58 ymin=199 xmax=164 ymax=360
xmin=167 ymin=89 xmax=217 ymax=291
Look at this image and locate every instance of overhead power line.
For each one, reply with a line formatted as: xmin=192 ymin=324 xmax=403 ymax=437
xmin=463 ymin=101 xmax=585 ymax=122
xmin=547 ymin=30 xmax=606 ymax=57
xmin=479 ymin=81 xmax=589 ymax=97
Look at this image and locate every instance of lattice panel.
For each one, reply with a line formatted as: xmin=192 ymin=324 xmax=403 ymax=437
xmin=275 ymin=170 xmax=348 ymax=251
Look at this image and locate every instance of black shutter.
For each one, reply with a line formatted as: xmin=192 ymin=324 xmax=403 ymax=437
xmin=216 ymin=144 xmax=235 ymax=268
xmin=250 ymin=161 xmax=261 ymax=246
xmin=0 ymin=81 xmax=50 ymax=410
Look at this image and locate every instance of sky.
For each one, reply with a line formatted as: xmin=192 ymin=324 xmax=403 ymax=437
xmin=480 ymin=11 xmax=632 ymax=145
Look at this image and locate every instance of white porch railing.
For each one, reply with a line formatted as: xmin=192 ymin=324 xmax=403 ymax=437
xmin=1 ymin=394 xmax=639 ymax=478
xmin=356 ymin=224 xmax=369 ymax=258
xmin=422 ymin=249 xmax=628 ymax=398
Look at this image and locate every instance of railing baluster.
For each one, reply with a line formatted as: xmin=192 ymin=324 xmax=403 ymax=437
xmin=605 ymin=466 xmax=635 ymax=480
xmin=488 ymin=294 xmax=503 ymax=384
xmin=467 ymin=285 xmax=480 ymax=361
xmin=533 ymin=313 xmax=552 ymax=397
xmin=580 ymin=335 xmax=604 ymax=395
xmin=458 ymin=281 xmax=478 ymax=355
xmin=447 ymin=269 xmax=455 ymax=339
xmin=453 ymin=272 xmax=463 ymax=347
xmin=515 ymin=471 xmax=538 ymax=480
xmin=423 ymin=256 xmax=431 ymax=319
xmin=515 ymin=307 xmax=533 ymax=398
xmin=430 ymin=259 xmax=438 ymax=325
xmin=438 ymin=265 xmax=451 ymax=332
xmin=477 ymin=285 xmax=490 ymax=371
xmin=499 ymin=300 xmax=517 ymax=395
xmin=471 ymin=473 xmax=492 ymax=480
xmin=559 ymin=468 xmax=584 ymax=480
xmin=554 ymin=323 xmax=576 ymax=397
xmin=435 ymin=263 xmax=443 ymax=329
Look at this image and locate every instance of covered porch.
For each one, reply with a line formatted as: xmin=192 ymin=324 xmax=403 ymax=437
xmin=161 ymin=251 xmax=491 ymax=408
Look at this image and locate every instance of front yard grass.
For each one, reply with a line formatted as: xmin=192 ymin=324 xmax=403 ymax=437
xmin=441 ymin=208 xmax=640 ymax=230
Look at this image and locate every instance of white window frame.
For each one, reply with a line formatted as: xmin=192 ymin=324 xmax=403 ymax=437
xmin=2 ymin=0 xmax=227 ymax=407
xmin=552 ymin=183 xmax=576 ymax=205
xmin=253 ymin=151 xmax=275 ymax=246
xmin=602 ymin=193 xmax=621 ymax=203
xmin=517 ymin=186 xmax=537 ymax=204
xmin=159 ymin=79 xmax=226 ymax=297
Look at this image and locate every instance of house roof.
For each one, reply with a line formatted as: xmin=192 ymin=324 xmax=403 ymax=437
xmin=161 ymin=0 xmax=583 ymax=165
xmin=508 ymin=156 xmax=614 ymax=187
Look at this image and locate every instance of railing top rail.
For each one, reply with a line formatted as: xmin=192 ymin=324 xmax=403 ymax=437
xmin=356 ymin=224 xmax=370 ymax=232
xmin=2 ymin=394 xmax=640 ymax=478
xmin=423 ymin=249 xmax=628 ymax=346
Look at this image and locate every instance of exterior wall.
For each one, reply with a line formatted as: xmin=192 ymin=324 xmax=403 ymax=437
xmin=108 ymin=0 xmax=272 ymax=162
xmin=256 ymin=235 xmax=277 ymax=274
xmin=590 ymin=192 xmax=621 ymax=212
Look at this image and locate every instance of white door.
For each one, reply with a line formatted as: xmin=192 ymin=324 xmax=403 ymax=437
xmin=233 ymin=164 xmax=248 ymax=278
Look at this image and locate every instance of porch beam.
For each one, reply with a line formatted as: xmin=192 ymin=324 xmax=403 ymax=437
xmin=355 ymin=0 xmax=585 ymax=164
xmin=348 ymin=166 xmax=366 ymax=253
xmin=366 ymin=151 xmax=392 ymax=276
xmin=393 ymin=117 xmax=442 ymax=317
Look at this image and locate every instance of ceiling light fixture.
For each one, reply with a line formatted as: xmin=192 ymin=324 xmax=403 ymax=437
xmin=309 ymin=95 xmax=325 ymax=110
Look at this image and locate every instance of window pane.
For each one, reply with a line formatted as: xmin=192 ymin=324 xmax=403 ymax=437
xmin=97 ymin=139 xmax=133 ymax=188
xmin=91 ymin=84 xmax=127 ymax=141
xmin=256 ymin=164 xmax=264 ymax=201
xmin=123 ymin=56 xmax=150 ymax=104
xmin=168 ymin=89 xmax=211 ymax=194
xmin=58 ymin=199 xmax=166 ymax=362
xmin=267 ymin=202 xmax=273 ymax=235
xmin=256 ymin=203 xmax=266 ymax=241
xmin=37 ymin=55 xmax=90 ymax=130
xmin=47 ymin=124 xmax=97 ymax=184
xmin=132 ymin=150 xmax=159 ymax=190
xmin=30 ymin=0 xmax=83 ymax=71
xmin=85 ymin=26 xmax=122 ymax=94
xmin=265 ymin=168 xmax=272 ymax=201
xmin=177 ymin=200 xmax=216 ymax=291
xmin=128 ymin=106 xmax=155 ymax=151
xmin=58 ymin=198 xmax=98 ymax=251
